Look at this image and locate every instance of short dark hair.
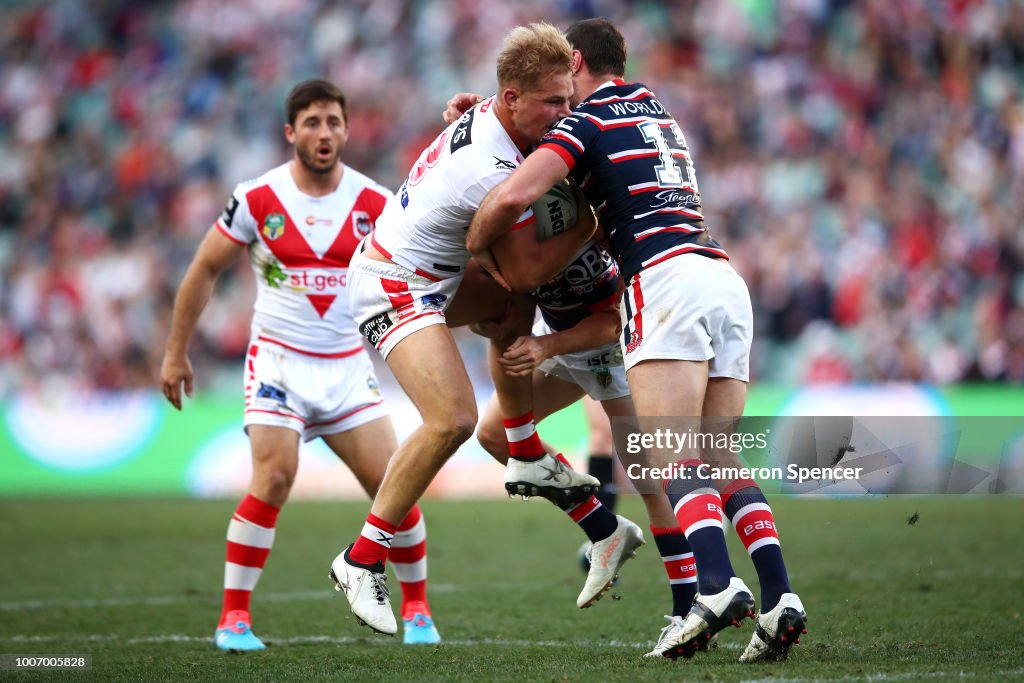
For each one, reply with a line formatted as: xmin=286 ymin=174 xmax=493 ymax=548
xmin=565 ymin=18 xmax=626 ymax=78
xmin=285 ymin=79 xmax=347 ymax=126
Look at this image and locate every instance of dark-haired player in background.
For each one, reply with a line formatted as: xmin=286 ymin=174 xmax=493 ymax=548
xmin=161 ymin=79 xmax=440 ymax=649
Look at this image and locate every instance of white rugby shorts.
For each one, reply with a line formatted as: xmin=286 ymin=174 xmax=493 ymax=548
xmin=347 ymin=247 xmax=461 ymax=359
xmin=533 ymin=317 xmax=630 ymax=401
xmin=243 ymin=337 xmax=388 ymax=441
xmin=619 ymin=253 xmax=753 ymax=380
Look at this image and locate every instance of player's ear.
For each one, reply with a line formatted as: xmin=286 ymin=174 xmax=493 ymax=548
xmin=284 ymin=123 xmax=296 ymax=144
xmin=571 ymin=50 xmax=584 ymax=75
xmin=501 ymin=87 xmax=519 ymax=111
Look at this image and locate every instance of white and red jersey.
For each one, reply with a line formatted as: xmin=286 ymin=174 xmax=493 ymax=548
xmin=215 ymin=162 xmax=390 ymax=356
xmin=370 ymin=97 xmax=531 ymax=281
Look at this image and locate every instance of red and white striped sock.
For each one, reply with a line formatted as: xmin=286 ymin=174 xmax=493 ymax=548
xmin=348 ymin=512 xmax=397 ymax=567
xmin=390 ymin=504 xmax=430 ymax=619
xmin=503 ymin=412 xmax=546 ymax=462
xmin=220 ymin=494 xmax=279 ymax=627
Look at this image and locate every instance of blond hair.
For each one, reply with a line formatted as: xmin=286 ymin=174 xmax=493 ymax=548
xmin=496 ymin=22 xmax=572 ymax=92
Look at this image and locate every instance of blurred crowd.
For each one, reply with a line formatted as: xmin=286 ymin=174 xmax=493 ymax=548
xmin=1 ymin=0 xmax=1022 ymax=400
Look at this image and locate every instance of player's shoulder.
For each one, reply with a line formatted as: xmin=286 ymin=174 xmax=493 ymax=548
xmin=342 ymin=165 xmax=393 ymax=199
xmin=233 ymin=162 xmax=289 ymax=197
xmin=458 ymin=104 xmax=521 ymax=182
xmin=583 ymin=80 xmax=652 ymax=102
xmin=453 ymin=98 xmax=519 ymax=162
xmin=577 ymin=81 xmax=659 ymax=115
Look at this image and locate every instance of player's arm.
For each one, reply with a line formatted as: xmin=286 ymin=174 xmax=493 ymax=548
xmin=489 ymin=189 xmax=597 ymax=292
xmin=160 ymin=227 xmax=246 ymax=409
xmin=501 ymin=286 xmax=623 ymax=377
xmin=467 ymin=147 xmax=572 ymax=256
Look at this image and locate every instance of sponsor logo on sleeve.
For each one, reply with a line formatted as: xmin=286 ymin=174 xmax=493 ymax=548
xmin=450 ymin=107 xmax=475 ymax=153
xmin=220 ymin=196 xmax=239 ymax=228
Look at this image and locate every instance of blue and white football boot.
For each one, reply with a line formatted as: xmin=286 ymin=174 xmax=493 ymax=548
xmin=214 ymin=610 xmax=266 ymax=651
xmin=402 ymin=602 xmax=441 ymax=645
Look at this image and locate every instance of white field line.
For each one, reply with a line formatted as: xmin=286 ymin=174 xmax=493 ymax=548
xmin=0 ymin=633 xmax=662 ymax=649
xmin=0 ymin=585 xmax=459 ymax=611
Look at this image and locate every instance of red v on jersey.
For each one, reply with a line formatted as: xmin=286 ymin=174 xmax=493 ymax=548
xmin=306 ymin=294 xmax=336 ymax=319
xmin=245 ymin=184 xmax=384 ymax=318
xmin=247 ymin=185 xmax=344 ymax=267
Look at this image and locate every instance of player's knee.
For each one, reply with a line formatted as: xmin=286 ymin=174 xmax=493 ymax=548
xmin=447 ymin=409 xmax=478 ymax=445
xmin=423 ymin=408 xmax=476 ymax=451
xmin=476 ymin=423 xmax=507 ymax=461
xmin=255 ymin=467 xmax=295 ymax=505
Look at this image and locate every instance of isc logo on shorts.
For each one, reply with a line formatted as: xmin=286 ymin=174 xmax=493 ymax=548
xmin=359 ymin=312 xmax=395 ymax=346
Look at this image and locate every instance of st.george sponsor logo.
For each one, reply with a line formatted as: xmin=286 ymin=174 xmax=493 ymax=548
xmin=289 ymin=271 xmax=348 ymax=292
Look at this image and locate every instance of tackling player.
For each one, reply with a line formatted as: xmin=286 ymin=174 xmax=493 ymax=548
xmin=468 ymin=19 xmax=807 ymax=663
xmin=329 ymin=23 xmax=602 ymax=637
xmin=160 ymin=80 xmax=440 ymax=649
xmin=473 ymin=240 xmax=710 ymax=648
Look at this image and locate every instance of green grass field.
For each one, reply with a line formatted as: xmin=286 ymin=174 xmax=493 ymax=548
xmin=1 ymin=496 xmax=1022 ymax=682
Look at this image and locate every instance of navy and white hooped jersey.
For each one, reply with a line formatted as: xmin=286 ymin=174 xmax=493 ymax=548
xmin=538 ymin=80 xmax=728 ymax=282
xmin=532 ymin=241 xmax=619 ymax=332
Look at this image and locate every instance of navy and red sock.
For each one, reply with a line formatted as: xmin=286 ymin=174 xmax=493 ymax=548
xmin=651 ymin=525 xmax=698 ymax=616
xmin=665 ymin=459 xmax=735 ymax=596
xmin=721 ymin=479 xmax=790 ymax=611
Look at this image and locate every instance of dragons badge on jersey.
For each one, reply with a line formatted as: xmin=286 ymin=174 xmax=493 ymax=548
xmin=262 ymin=213 xmax=286 ymax=240
xmin=352 ymin=210 xmax=372 ymax=237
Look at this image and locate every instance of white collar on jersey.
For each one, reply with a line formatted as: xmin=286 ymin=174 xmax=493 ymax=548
xmin=594 ymin=79 xmax=622 ymax=93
